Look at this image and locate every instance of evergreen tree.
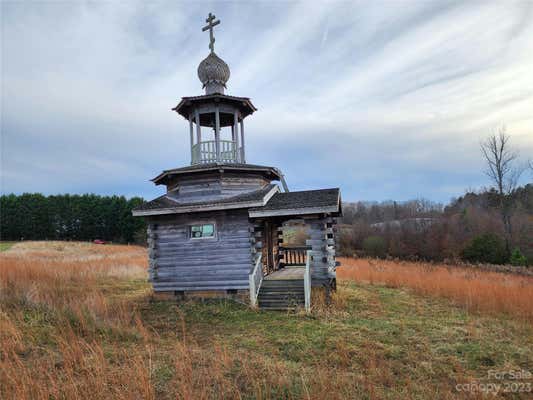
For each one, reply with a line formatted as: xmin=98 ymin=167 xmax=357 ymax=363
xmin=0 ymin=193 xmax=146 ymax=243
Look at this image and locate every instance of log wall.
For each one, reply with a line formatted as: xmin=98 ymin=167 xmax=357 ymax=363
xmin=147 ymin=209 xmax=253 ymax=292
xmin=305 ymin=215 xmax=338 ymax=285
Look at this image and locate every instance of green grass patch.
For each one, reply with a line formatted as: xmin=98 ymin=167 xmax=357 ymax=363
xmin=0 ymin=241 xmax=16 ymax=251
xmin=135 ymin=281 xmax=532 ymax=397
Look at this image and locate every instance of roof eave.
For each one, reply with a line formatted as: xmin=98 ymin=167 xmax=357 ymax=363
xmin=248 ymin=205 xmax=340 ymax=218
xmin=133 ymin=200 xmax=264 ymax=216
xmin=132 ymin=184 xmax=279 ymax=217
xmin=151 ymin=164 xmax=282 ymax=185
xmin=172 ymin=95 xmax=257 ymax=119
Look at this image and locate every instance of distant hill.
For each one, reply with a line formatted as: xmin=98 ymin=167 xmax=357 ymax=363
xmin=445 ymin=184 xmax=532 ymax=214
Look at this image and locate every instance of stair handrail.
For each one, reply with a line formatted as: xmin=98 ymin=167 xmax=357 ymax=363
xmin=249 ymin=254 xmax=263 ymax=307
xmin=304 ymin=250 xmax=311 ymax=313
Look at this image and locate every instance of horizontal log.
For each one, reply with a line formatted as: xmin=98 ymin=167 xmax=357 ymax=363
xmin=154 ymin=258 xmax=252 ymax=268
xmin=153 ymin=231 xmax=250 ymax=241
xmin=155 ymin=265 xmax=249 ymax=274
xmin=155 ymin=273 xmax=248 ymax=281
xmin=151 ymin=246 xmax=251 ymax=258
xmin=153 ymin=279 xmax=249 ymax=287
xmin=154 ymin=262 xmax=252 ymax=272
xmin=156 ymin=255 xmax=253 ymax=272
xmin=153 ymin=285 xmax=249 ymax=291
xmin=156 ymin=239 xmax=251 ymax=249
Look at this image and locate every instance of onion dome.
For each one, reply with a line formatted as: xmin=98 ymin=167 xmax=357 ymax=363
xmin=197 ymin=52 xmax=230 ymax=95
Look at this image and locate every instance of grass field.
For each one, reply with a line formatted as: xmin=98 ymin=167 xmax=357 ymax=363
xmin=1 ymin=242 xmax=532 ymax=399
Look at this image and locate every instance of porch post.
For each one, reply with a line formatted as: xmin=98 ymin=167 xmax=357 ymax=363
xmin=215 ymin=105 xmax=221 ymax=161
xmin=240 ymin=119 xmax=245 ymax=163
xmin=250 ymin=219 xmax=264 ymax=275
xmin=194 ymin=109 xmax=201 ymax=164
xmin=233 ymin=110 xmax=240 ymax=162
xmin=189 ymin=113 xmax=194 ymax=162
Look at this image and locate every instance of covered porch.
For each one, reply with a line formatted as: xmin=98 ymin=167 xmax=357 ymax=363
xmin=246 ymin=188 xmax=341 ymax=311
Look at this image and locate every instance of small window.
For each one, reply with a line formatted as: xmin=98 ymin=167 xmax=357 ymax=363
xmin=190 ymin=223 xmax=215 ymax=239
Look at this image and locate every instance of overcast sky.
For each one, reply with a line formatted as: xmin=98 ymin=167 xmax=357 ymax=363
xmin=2 ymin=1 xmax=532 ymax=203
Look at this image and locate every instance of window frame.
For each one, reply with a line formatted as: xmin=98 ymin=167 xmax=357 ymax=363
xmin=189 ymin=222 xmax=217 ymax=240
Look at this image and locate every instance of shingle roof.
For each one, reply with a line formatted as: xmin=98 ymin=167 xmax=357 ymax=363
xmin=172 ymin=94 xmax=257 ymax=120
xmin=132 ymin=184 xmax=279 ymax=216
xmin=151 ymin=163 xmax=282 ymax=185
xmin=249 ymin=188 xmax=341 ymax=217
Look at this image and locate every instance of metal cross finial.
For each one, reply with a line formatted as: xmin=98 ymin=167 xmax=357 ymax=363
xmin=202 ymin=12 xmax=220 ymax=53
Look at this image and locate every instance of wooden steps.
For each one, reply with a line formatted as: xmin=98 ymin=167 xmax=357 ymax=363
xmin=257 ymin=279 xmax=305 ymax=310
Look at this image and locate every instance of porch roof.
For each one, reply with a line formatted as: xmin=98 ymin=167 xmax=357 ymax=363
xmin=248 ymin=188 xmax=341 ymax=218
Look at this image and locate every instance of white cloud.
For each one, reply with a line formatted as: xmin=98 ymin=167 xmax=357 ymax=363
xmin=1 ymin=1 xmax=532 ymax=202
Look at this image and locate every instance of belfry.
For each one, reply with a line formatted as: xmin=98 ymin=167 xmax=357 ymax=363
xmin=133 ymin=13 xmax=342 ymax=311
xmin=173 ymin=12 xmax=252 ymax=165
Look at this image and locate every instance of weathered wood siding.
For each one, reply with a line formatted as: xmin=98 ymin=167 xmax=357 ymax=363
xmin=147 ymin=209 xmax=252 ymax=291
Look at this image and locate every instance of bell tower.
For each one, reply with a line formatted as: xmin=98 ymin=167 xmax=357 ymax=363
xmin=172 ymin=13 xmax=256 ymax=165
xmin=133 ymin=12 xmax=341 ymax=307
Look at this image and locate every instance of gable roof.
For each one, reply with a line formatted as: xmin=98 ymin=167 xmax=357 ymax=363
xmin=248 ymin=188 xmax=341 ymax=218
xmin=132 ymin=184 xmax=279 ymax=216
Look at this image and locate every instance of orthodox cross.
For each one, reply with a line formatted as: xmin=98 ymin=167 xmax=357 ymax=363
xmin=202 ymin=13 xmax=220 ymax=53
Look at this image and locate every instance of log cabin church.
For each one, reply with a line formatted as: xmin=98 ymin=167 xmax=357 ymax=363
xmin=133 ymin=13 xmax=341 ymax=311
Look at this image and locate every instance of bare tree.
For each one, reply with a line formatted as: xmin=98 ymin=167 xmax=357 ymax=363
xmin=480 ymin=126 xmax=523 ymax=253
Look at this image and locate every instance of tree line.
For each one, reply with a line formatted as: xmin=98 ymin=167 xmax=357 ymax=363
xmin=337 ymin=184 xmax=532 ymax=266
xmin=0 ymin=194 xmax=146 ymax=244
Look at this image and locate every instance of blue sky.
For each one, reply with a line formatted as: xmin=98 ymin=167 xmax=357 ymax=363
xmin=2 ymin=1 xmax=532 ymax=203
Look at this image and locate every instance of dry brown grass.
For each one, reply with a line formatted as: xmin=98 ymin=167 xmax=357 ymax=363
xmin=0 ymin=241 xmax=154 ymax=399
xmin=1 ymin=242 xmax=531 ymax=399
xmin=338 ymin=257 xmax=533 ymax=322
xmin=1 ymin=241 xmax=147 ymax=310
xmin=0 ymin=242 xmax=318 ymax=399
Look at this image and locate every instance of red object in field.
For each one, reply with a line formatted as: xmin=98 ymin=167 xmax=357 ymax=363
xmin=93 ymin=239 xmax=106 ymax=245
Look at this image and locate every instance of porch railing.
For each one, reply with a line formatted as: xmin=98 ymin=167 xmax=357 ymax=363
xmin=192 ymin=140 xmax=241 ymax=164
xmin=249 ymin=254 xmax=263 ymax=307
xmin=279 ymin=246 xmax=310 ymax=267
xmin=304 ymin=250 xmax=311 ymax=313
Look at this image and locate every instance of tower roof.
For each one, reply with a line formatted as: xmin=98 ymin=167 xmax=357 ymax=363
xmin=151 ymin=163 xmax=282 ymax=186
xmin=172 ymin=93 xmax=257 ymax=124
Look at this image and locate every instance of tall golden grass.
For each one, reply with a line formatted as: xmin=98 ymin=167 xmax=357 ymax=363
xmin=0 ymin=242 xmax=154 ymax=399
xmin=2 ymin=242 xmax=531 ymax=399
xmin=1 ymin=242 xmax=147 ymax=317
xmin=0 ymin=242 xmax=347 ymax=399
xmin=338 ymin=257 xmax=533 ymax=322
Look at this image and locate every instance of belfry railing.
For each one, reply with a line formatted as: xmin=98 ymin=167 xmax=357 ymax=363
xmin=192 ymin=140 xmax=240 ymax=164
